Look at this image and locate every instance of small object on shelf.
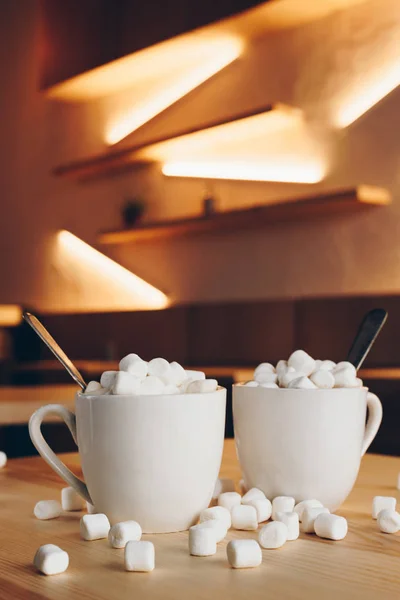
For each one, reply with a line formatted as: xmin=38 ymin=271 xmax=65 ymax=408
xmin=121 ymin=198 xmax=145 ymax=228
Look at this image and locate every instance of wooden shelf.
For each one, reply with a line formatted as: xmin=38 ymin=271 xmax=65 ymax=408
xmin=98 ymin=186 xmax=391 ymax=245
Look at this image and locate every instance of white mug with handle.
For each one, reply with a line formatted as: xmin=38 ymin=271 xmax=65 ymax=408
xmin=29 ymin=388 xmax=226 ymax=532
xmin=233 ymin=385 xmax=382 ymax=511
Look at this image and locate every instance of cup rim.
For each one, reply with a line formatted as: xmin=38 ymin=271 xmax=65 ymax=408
xmin=77 ymin=385 xmax=226 ymax=399
xmin=234 ymin=382 xmax=369 ymax=392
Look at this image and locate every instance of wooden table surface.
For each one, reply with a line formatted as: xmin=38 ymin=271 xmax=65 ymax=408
xmin=1 ymin=441 xmax=400 ymax=600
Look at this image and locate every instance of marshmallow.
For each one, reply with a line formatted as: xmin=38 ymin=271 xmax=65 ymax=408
xmin=139 ymin=375 xmax=165 ymax=395
xmin=80 ymin=513 xmax=110 ymax=541
xmin=314 ymin=360 xmax=322 ymax=369
xmin=148 ymin=357 xmax=171 ymax=382
xmin=112 ymin=371 xmax=141 ymax=395
xmin=275 ymin=512 xmax=299 ymax=540
xmin=255 ymin=362 xmax=275 ymax=373
xmin=254 ymin=370 xmax=278 ymax=385
xmin=260 ymin=382 xmax=279 ymax=388
xmin=196 ymin=519 xmax=227 ymax=543
xmin=0 ymin=451 xmax=7 ymax=468
xmin=248 ymin=498 xmax=272 ymax=523
xmin=189 ymin=525 xmax=217 ymax=556
xmin=126 ymin=359 xmax=148 ymax=380
xmin=241 ymin=487 xmax=266 ymax=505
xmin=272 ymin=496 xmax=295 ymax=519
xmin=100 ymin=370 xmax=118 ymax=389
xmin=310 ymin=369 xmax=335 ymax=389
xmin=281 ymin=368 xmax=304 ymax=388
xmin=218 ymin=492 xmax=242 ymax=511
xmin=212 ymin=478 xmax=235 ymax=499
xmin=125 ymin=540 xmax=155 ymax=571
xmin=231 ymin=505 xmax=258 ymax=531
xmin=184 ymin=370 xmax=206 ymax=382
xmin=169 ymin=361 xmax=186 ymax=385
xmin=294 ymin=499 xmax=323 ymax=521
xmin=288 ymin=376 xmax=317 ymax=390
xmin=243 ymin=380 xmax=259 ymax=387
xmin=33 ymin=544 xmax=69 ymax=576
xmin=259 ymin=521 xmax=288 ymax=549
xmin=334 ymin=361 xmax=356 ymax=373
xmin=301 ymin=507 xmax=330 ymax=533
xmin=288 ymin=350 xmax=315 ymax=376
xmin=119 ymin=353 xmax=140 ymax=371
xmin=109 ymin=521 xmax=142 ymax=548
xmin=276 ymin=360 xmax=288 ymax=376
xmin=186 ymin=379 xmax=218 ymax=393
xmin=319 ymin=360 xmax=336 ymax=371
xmin=227 ymin=539 xmax=262 ymax=569
xmin=200 ymin=506 xmax=231 ymax=530
xmin=85 ymin=380 xmax=102 ymax=393
xmin=372 ymin=496 xmax=396 ymax=519
xmin=34 ymin=500 xmax=62 ymax=521
xmin=61 ymin=487 xmax=84 ymax=511
xmin=334 ymin=366 xmax=360 ymax=388
xmin=86 ymin=502 xmax=96 ymax=514
xmin=314 ymin=513 xmax=348 ymax=540
xmin=377 ymin=509 xmax=400 ymax=534
xmin=164 ymin=384 xmax=180 ymax=394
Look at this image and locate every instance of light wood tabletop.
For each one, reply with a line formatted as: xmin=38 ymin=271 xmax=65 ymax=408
xmin=0 ymin=441 xmax=400 ymax=599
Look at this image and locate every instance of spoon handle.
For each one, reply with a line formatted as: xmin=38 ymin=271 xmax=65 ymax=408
xmin=346 ymin=308 xmax=388 ymax=370
xmin=23 ymin=312 xmax=87 ymax=390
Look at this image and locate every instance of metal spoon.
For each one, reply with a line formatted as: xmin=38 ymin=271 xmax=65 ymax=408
xmin=23 ymin=312 xmax=87 ymax=390
xmin=346 ymin=308 xmax=388 ymax=370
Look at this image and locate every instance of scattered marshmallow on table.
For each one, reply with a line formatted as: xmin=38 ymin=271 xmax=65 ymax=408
xmin=33 ymin=544 xmax=69 ymax=576
xmin=241 ymin=487 xmax=266 ymax=505
xmin=314 ymin=513 xmax=348 ymax=540
xmin=259 ymin=521 xmax=288 ymax=549
xmin=109 ymin=521 xmax=142 ymax=548
xmin=189 ymin=525 xmax=217 ymax=556
xmin=372 ymin=496 xmax=397 ymax=519
xmin=34 ymin=500 xmax=62 ymax=521
xmin=186 ymin=379 xmax=218 ymax=393
xmin=200 ymin=506 xmax=231 ymax=530
xmin=231 ymin=505 xmax=258 ymax=531
xmin=61 ymin=486 xmax=84 ymax=511
xmin=112 ymin=371 xmax=142 ymax=395
xmin=80 ymin=513 xmax=110 ymax=541
xmin=288 ymin=350 xmax=315 ymax=376
xmin=125 ymin=540 xmax=155 ymax=571
xmin=294 ymin=499 xmax=323 ymax=521
xmin=377 ymin=509 xmax=400 ymax=534
xmin=218 ymin=492 xmax=241 ymax=512
xmin=272 ymin=496 xmax=295 ymax=520
xmin=310 ymin=370 xmax=335 ymax=389
xmin=212 ymin=478 xmax=235 ymax=500
xmin=249 ymin=498 xmax=272 ymax=523
xmin=196 ymin=519 xmax=227 ymax=543
xmin=288 ymin=376 xmax=317 ymax=390
xmin=301 ymin=507 xmax=330 ymax=533
xmin=0 ymin=451 xmax=7 ymax=468
xmin=275 ymin=512 xmax=299 ymax=540
xmin=227 ymin=539 xmax=262 ymax=569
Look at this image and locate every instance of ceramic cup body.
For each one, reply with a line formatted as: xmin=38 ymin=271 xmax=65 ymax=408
xmin=29 ymin=389 xmax=226 ymax=533
xmin=233 ymin=385 xmax=382 ymax=511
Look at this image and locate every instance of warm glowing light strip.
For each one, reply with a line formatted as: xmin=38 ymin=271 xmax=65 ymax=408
xmin=162 ymin=160 xmax=324 ymax=184
xmin=0 ymin=305 xmax=22 ymax=326
xmin=57 ymin=231 xmax=168 ymax=309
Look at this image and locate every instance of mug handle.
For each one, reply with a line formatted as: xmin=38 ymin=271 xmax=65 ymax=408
xmin=361 ymin=392 xmax=383 ymax=456
xmin=29 ymin=404 xmax=92 ymax=504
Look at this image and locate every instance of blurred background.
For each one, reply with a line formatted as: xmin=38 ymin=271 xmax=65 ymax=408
xmin=0 ymin=0 xmax=400 ymax=457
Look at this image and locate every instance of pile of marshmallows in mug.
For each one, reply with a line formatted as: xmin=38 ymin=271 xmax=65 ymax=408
xmin=30 ymin=481 xmax=400 ymax=575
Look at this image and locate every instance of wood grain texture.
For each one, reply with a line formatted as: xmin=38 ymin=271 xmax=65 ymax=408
xmin=0 ymin=441 xmax=400 ymax=599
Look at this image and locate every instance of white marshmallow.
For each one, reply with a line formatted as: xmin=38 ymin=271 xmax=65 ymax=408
xmin=85 ymin=380 xmax=102 ymax=393
xmin=34 ymin=500 xmax=62 ymax=521
xmin=377 ymin=509 xmax=400 ymax=533
xmin=61 ymin=486 xmax=84 ymax=511
xmin=254 ymin=371 xmax=278 ymax=385
xmin=148 ymin=357 xmax=171 ymax=381
xmin=218 ymin=492 xmax=242 ymax=511
xmin=33 ymin=544 xmax=69 ymax=576
xmin=189 ymin=525 xmax=217 ymax=556
xmin=272 ymin=496 xmax=295 ymax=519
xmin=231 ymin=505 xmax=258 ymax=531
xmin=301 ymin=507 xmax=330 ymax=533
xmin=334 ymin=366 xmax=360 ymax=388
xmin=80 ymin=513 xmax=110 ymax=541
xmin=109 ymin=521 xmax=142 ymax=548
xmin=243 ymin=380 xmax=259 ymax=387
xmin=334 ymin=361 xmax=356 ymax=374
xmin=248 ymin=498 xmax=272 ymax=523
xmin=184 ymin=370 xmax=206 ymax=382
xmin=100 ymin=370 xmax=118 ymax=389
xmin=125 ymin=540 xmax=155 ymax=571
xmin=254 ymin=363 xmax=275 ymax=375
xmin=288 ymin=350 xmax=315 ymax=376
xmin=0 ymin=451 xmax=7 ymax=468
xmin=281 ymin=368 xmax=304 ymax=387
xmin=186 ymin=379 xmax=218 ymax=393
xmin=200 ymin=506 xmax=231 ymax=530
xmin=212 ymin=478 xmax=235 ymax=500
xmin=288 ymin=376 xmax=317 ymax=390
xmin=319 ymin=360 xmax=336 ymax=371
xmin=196 ymin=519 xmax=227 ymax=543
xmin=86 ymin=502 xmax=96 ymax=514
xmin=372 ymin=496 xmax=396 ymax=519
xmin=260 ymin=382 xmax=279 ymax=389
xmin=259 ymin=521 xmax=288 ymax=549
xmin=227 ymin=539 xmax=262 ymax=569
xmin=169 ymin=361 xmax=186 ymax=385
xmin=112 ymin=371 xmax=141 ymax=395
xmin=125 ymin=358 xmax=148 ymax=380
xmin=241 ymin=487 xmax=266 ymax=505
xmin=119 ymin=353 xmax=140 ymax=371
xmin=310 ymin=369 xmax=335 ymax=389
xmin=139 ymin=375 xmax=165 ymax=395
xmin=276 ymin=360 xmax=288 ymax=376
xmin=164 ymin=384 xmax=180 ymax=394
xmin=314 ymin=513 xmax=348 ymax=540
xmin=314 ymin=360 xmax=322 ymax=369
xmin=275 ymin=511 xmax=299 ymax=540
xmin=294 ymin=499 xmax=323 ymax=521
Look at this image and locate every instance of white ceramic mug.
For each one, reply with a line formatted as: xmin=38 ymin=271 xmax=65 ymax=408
xmin=29 ymin=389 xmax=226 ymax=532
xmin=233 ymin=385 xmax=382 ymax=511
